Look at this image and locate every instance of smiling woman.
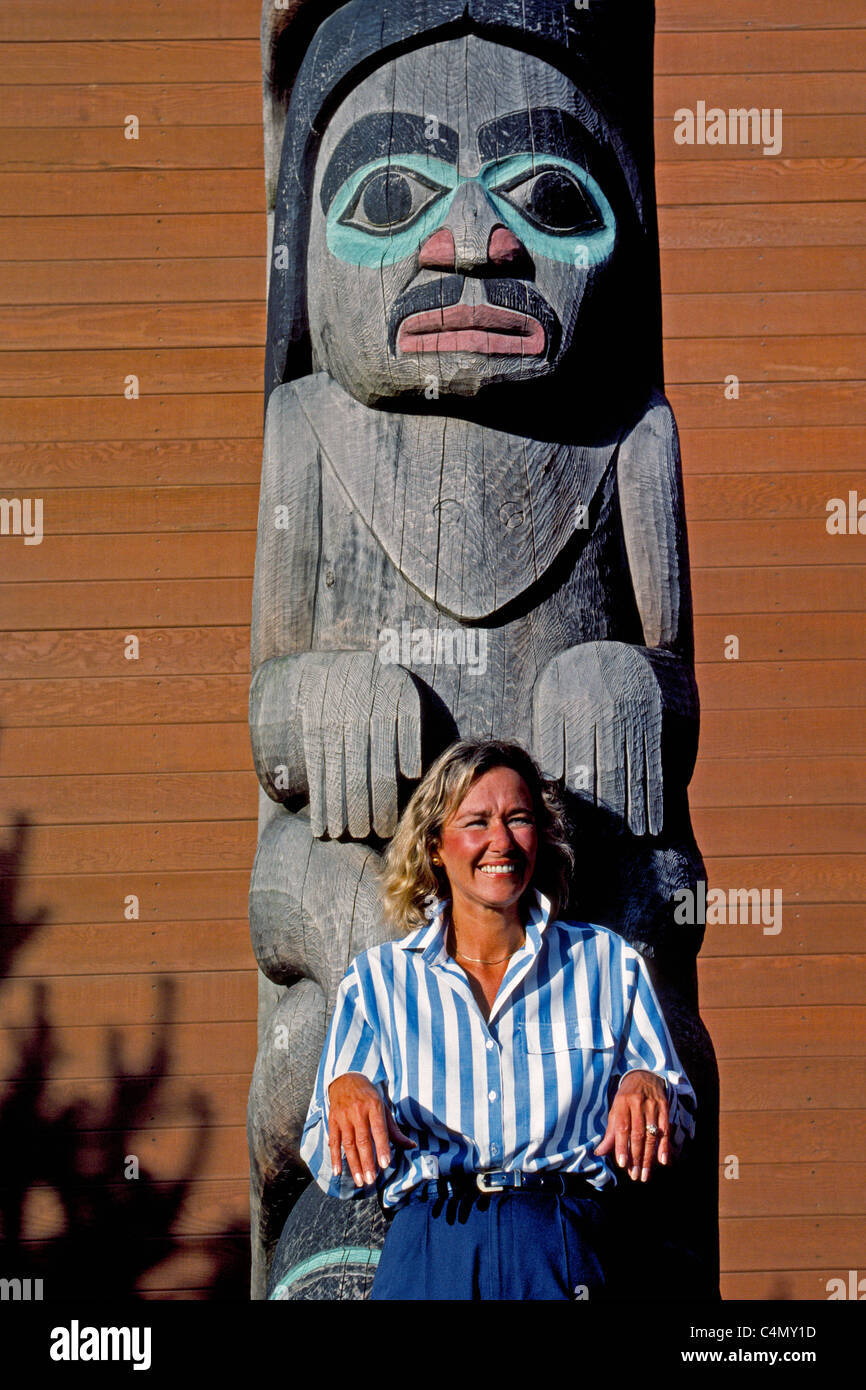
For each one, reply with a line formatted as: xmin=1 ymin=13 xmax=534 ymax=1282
xmin=299 ymin=740 xmax=702 ymax=1301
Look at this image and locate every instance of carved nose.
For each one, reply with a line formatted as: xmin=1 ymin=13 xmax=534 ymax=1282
xmin=418 ymin=180 xmax=528 ymax=272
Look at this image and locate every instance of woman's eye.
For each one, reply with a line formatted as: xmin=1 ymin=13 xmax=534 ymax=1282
xmin=496 ymin=167 xmax=602 ymax=236
xmin=340 ymin=167 xmax=445 ymax=235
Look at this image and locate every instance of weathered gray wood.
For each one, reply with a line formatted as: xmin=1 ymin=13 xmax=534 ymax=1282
xmin=249 ymin=0 xmax=717 ymax=1299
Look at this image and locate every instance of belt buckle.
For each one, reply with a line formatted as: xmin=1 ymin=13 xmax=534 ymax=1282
xmin=476 ymin=1169 xmax=519 ymax=1193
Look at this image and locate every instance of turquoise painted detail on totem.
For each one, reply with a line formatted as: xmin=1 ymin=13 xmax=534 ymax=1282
xmin=326 ymin=153 xmax=616 ymax=269
xmin=268 ymin=1245 xmax=382 ymax=1299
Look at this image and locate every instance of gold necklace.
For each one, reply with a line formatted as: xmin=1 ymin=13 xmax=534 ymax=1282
xmin=454 ymin=939 xmax=524 ymax=966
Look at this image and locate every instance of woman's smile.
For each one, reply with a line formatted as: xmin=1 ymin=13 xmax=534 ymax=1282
xmin=435 ymin=767 xmax=539 ymax=919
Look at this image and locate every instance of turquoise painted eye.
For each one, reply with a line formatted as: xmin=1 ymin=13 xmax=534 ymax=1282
xmin=339 ymin=166 xmax=449 ymax=236
xmin=481 ymin=155 xmax=616 ymax=266
xmin=495 ymin=166 xmax=602 ymax=236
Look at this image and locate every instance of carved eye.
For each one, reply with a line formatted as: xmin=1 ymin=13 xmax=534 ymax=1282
xmin=495 ymin=167 xmax=602 ymax=236
xmin=340 ymin=167 xmax=447 ymax=236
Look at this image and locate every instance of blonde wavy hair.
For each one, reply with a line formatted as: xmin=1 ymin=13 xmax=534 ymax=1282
xmin=380 ymin=739 xmax=574 ymax=934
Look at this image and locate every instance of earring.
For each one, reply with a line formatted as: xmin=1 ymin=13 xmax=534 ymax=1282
xmin=431 ymin=854 xmax=441 ymax=866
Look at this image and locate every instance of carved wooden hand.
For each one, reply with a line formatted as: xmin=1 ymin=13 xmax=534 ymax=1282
xmin=532 ymin=640 xmax=697 ymax=837
xmin=250 ymin=650 xmax=423 ymax=838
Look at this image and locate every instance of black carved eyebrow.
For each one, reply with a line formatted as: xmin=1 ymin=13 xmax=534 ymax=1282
xmin=320 ymin=112 xmax=459 ymax=213
xmin=477 ymin=108 xmax=590 ymax=166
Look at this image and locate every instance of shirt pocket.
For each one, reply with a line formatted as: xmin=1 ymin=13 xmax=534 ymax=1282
xmin=523 ymin=1013 xmax=617 ymax=1054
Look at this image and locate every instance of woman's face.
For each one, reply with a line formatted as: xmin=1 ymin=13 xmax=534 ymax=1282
xmin=435 ymin=766 xmax=538 ymax=917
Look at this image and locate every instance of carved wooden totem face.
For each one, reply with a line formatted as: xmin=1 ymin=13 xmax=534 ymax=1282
xmin=306 ymin=36 xmax=623 ymax=408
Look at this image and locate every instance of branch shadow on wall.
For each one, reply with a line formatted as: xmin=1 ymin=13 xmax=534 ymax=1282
xmin=0 ymin=811 xmax=249 ymax=1300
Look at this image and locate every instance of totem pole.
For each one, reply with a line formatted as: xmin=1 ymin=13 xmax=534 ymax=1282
xmin=249 ymin=0 xmax=719 ymax=1300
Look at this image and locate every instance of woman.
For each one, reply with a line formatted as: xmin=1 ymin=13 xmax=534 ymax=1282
xmin=300 ymin=739 xmax=696 ymax=1300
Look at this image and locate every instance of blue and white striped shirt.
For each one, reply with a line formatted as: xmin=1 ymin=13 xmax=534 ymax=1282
xmin=301 ymin=890 xmax=696 ymax=1208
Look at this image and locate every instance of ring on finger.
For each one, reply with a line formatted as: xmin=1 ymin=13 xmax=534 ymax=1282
xmin=645 ymin=1123 xmax=659 ymax=1136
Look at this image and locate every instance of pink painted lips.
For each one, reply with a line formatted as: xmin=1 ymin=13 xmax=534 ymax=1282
xmin=396 ymin=303 xmax=546 ymax=355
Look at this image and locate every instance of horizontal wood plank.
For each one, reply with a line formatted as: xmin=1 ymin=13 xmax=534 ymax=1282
xmin=4 ymin=294 xmax=861 ymax=352
xmin=3 ymin=383 xmax=865 ymax=439
xmin=5 ymin=859 xmax=862 ymax=934
xmin=1 ymin=205 xmax=861 ymax=264
xmin=2 ymin=1 xmax=863 ymax=42
xmin=700 ymin=955 xmax=866 ymax=1009
xmin=4 ymin=117 xmax=864 ymax=170
xmin=5 ymin=919 xmax=254 ymax=977
xmin=705 ymin=1008 xmax=866 ymax=1058
xmin=3 ymin=338 xmax=862 ymax=400
xmin=2 ymin=33 xmax=863 ymax=85
xmin=1 ymin=161 xmax=863 ymax=218
xmin=0 ymin=1020 xmax=257 ymax=1080
xmin=3 ymin=72 xmax=864 ymax=130
xmin=718 ymin=1213 xmax=866 ymax=1271
xmin=2 ymin=248 xmax=865 ymax=310
xmin=700 ymin=905 xmax=865 ymax=958
xmin=3 ymin=806 xmax=861 ymax=875
xmin=2 ymin=709 xmax=860 ymax=781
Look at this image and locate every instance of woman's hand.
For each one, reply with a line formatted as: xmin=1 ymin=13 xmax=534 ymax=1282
xmin=328 ymin=1072 xmax=416 ymax=1188
xmin=594 ymin=1070 xmax=670 ymax=1182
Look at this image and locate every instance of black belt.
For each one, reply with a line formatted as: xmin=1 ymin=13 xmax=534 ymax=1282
xmin=409 ymin=1170 xmax=610 ymax=1200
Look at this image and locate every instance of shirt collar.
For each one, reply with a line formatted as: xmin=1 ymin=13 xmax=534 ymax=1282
xmin=396 ymin=887 xmax=552 ymax=966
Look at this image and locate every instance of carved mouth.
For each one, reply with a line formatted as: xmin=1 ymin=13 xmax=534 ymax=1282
xmin=396 ymin=303 xmax=546 ymax=356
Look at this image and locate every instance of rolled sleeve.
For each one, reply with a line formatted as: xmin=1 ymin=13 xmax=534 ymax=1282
xmin=613 ymin=949 xmax=697 ymax=1154
xmin=300 ymin=964 xmax=388 ymax=1199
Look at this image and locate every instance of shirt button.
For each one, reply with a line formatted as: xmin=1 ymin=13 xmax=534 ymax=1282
xmin=486 ymin=1040 xmax=494 ymax=1051
xmin=491 ymin=1144 xmax=499 ymax=1156
xmin=488 ymin=1090 xmax=497 ymax=1102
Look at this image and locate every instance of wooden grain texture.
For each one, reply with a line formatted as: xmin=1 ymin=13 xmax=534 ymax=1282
xmin=2 ymin=0 xmax=864 ymax=42
xmin=10 ymin=1176 xmax=250 ymax=1241
xmin=1 ymin=205 xmax=861 ymax=264
xmin=4 ymin=338 xmax=862 ymax=399
xmin=10 ymin=382 xmax=865 ymax=440
xmin=5 ymin=116 xmax=864 ymax=170
xmin=2 ymin=161 xmax=863 ymax=218
xmin=2 ymin=31 xmax=864 ymax=85
xmin=0 ymin=724 xmax=251 ymax=776
xmin=0 ymin=1022 xmax=256 ymax=1081
xmin=2 ymin=294 xmax=858 ymax=350
xmin=8 ymin=810 xmax=864 ymax=876
xmin=2 ymin=247 xmax=865 ymax=308
xmin=3 ymin=70 xmax=863 ymax=129
xmin=4 ymin=920 xmax=254 ymax=976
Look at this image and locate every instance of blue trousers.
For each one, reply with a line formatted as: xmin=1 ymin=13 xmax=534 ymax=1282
xmin=369 ymin=1187 xmax=616 ymax=1301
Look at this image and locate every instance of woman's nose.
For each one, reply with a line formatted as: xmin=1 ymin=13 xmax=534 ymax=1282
xmin=418 ymin=180 xmax=527 ymax=273
xmin=487 ymin=818 xmax=517 ymax=853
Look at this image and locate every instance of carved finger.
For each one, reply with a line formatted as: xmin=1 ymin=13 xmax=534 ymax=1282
xmin=594 ymin=716 xmax=627 ymax=825
xmin=322 ymin=667 xmax=352 ymax=837
xmin=534 ymin=704 xmax=566 ymax=782
xmin=564 ymin=712 xmax=594 ymax=802
xmin=369 ymin=714 xmax=399 ymax=838
xmin=626 ymin=721 xmax=648 ymax=837
xmin=396 ymin=680 xmax=422 ymax=781
xmin=300 ymin=666 xmax=327 ymax=838
xmin=343 ymin=712 xmax=371 ymax=840
xmin=646 ymin=722 xmax=665 ymax=837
